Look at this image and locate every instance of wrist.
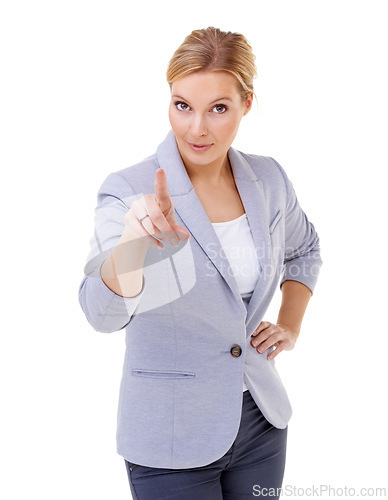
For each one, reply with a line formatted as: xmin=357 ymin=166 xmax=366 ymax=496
xmin=276 ymin=322 xmax=300 ymax=338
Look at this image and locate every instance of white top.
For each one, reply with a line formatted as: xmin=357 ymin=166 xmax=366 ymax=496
xmin=211 ymin=213 xmax=260 ymax=392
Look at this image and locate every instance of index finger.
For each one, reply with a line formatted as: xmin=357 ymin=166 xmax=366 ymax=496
xmin=251 ymin=321 xmax=272 ymax=337
xmin=154 ymin=168 xmax=172 ymax=212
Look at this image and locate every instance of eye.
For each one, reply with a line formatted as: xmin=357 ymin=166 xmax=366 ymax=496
xmin=175 ymin=101 xmax=191 ymax=111
xmin=212 ymin=104 xmax=228 ymax=114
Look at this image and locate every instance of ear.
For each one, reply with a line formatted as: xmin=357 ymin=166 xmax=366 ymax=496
xmin=243 ymin=92 xmax=254 ymax=116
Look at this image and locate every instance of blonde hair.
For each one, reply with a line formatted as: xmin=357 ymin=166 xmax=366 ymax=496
xmin=166 ymin=26 xmax=257 ymax=102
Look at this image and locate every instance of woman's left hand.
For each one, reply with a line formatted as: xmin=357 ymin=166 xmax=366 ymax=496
xmin=250 ymin=321 xmax=299 ymax=360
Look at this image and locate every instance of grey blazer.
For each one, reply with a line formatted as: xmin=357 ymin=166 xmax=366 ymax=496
xmin=78 ymin=129 xmax=322 ymax=469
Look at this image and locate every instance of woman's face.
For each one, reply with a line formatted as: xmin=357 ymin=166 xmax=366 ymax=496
xmin=169 ymin=71 xmax=252 ymax=172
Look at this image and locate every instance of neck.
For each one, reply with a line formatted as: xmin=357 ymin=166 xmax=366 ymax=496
xmin=181 ymin=153 xmax=232 ymax=187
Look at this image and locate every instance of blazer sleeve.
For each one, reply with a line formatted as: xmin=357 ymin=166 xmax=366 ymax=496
xmin=271 ymin=158 xmax=323 ymax=295
xmin=78 ymin=172 xmax=146 ymax=333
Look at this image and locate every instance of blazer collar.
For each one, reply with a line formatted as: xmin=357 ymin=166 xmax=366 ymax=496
xmin=156 ymin=130 xmax=273 ymax=323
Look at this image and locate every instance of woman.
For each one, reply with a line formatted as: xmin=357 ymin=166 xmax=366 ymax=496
xmin=79 ymin=27 xmax=322 ymax=500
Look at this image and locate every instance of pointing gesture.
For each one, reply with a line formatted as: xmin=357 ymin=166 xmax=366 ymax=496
xmin=154 ymin=168 xmax=174 ymax=216
xmin=125 ymin=168 xmax=190 ymax=250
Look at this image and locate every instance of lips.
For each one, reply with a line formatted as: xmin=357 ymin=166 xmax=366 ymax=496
xmin=187 ymin=142 xmax=213 ymax=152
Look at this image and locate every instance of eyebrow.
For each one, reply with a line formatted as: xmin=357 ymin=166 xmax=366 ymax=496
xmin=171 ymin=95 xmax=233 ymax=104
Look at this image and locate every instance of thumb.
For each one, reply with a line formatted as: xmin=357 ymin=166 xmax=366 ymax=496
xmin=170 ymin=223 xmax=190 ymax=242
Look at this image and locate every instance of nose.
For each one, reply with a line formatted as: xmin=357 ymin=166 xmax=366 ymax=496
xmin=190 ymin=113 xmax=208 ymax=137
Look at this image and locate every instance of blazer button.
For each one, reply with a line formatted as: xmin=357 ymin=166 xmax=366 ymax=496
xmin=230 ymin=345 xmax=242 ymax=357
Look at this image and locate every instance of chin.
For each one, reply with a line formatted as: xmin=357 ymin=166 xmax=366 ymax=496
xmin=187 ymin=152 xmax=217 ymax=165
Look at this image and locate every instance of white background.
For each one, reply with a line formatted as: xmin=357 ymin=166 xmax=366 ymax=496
xmin=1 ymin=0 xmax=387 ymax=498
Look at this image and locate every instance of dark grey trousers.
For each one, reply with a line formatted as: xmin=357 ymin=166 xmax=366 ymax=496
xmin=124 ymin=389 xmax=288 ymax=499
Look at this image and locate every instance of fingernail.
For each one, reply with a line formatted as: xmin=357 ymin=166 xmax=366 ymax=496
xmin=171 ymin=238 xmax=179 ymax=246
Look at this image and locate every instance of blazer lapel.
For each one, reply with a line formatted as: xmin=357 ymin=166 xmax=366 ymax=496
xmin=156 ymin=130 xmax=273 ymax=324
xmin=226 ymin=148 xmax=274 ymax=322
